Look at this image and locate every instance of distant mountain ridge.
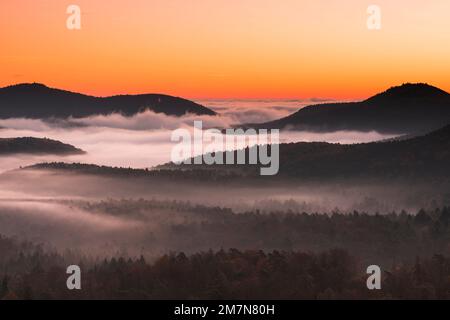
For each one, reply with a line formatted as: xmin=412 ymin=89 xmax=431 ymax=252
xmin=246 ymin=83 xmax=450 ymax=134
xmin=0 ymin=137 xmax=85 ymax=155
xmin=0 ymin=83 xmax=216 ymax=119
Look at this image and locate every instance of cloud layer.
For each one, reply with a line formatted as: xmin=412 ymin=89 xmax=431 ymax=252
xmin=0 ymin=100 xmax=398 ymax=172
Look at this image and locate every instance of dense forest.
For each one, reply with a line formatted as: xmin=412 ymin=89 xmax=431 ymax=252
xmin=0 ymin=234 xmax=448 ymax=300
xmin=1 ymin=200 xmax=449 ymax=300
xmin=70 ymin=200 xmax=450 ymax=263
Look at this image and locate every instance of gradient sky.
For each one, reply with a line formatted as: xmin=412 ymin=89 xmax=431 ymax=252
xmin=1 ymin=0 xmax=450 ymax=99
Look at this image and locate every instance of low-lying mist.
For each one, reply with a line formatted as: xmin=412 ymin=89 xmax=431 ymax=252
xmin=0 ymin=167 xmax=448 ymax=260
xmin=3 ymin=168 xmax=444 ymax=213
xmin=0 ymin=104 xmax=428 ymax=261
xmin=0 ymin=110 xmax=398 ymax=172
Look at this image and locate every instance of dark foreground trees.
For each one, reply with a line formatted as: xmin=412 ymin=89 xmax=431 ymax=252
xmin=0 ymin=234 xmax=449 ymax=300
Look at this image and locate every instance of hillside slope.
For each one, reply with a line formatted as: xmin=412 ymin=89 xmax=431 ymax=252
xmin=23 ymin=124 xmax=450 ymax=181
xmin=0 ymin=83 xmax=216 ymax=118
xmin=0 ymin=137 xmax=85 ymax=155
xmin=248 ymin=83 xmax=450 ymax=134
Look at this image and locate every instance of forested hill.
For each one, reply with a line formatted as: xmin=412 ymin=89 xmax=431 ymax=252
xmin=163 ymin=123 xmax=450 ymax=180
xmin=0 ymin=137 xmax=85 ymax=155
xmin=246 ymin=83 xmax=450 ymax=134
xmin=23 ymin=124 xmax=450 ymax=182
xmin=0 ymin=83 xmax=216 ymax=118
xmin=272 ymin=123 xmax=450 ymax=179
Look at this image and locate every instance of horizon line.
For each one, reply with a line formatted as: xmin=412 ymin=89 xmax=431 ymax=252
xmin=1 ymin=81 xmax=442 ymax=102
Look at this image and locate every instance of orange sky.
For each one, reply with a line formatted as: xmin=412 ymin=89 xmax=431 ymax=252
xmin=1 ymin=0 xmax=450 ymax=99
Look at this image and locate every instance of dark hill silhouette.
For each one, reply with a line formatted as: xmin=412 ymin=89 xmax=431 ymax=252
xmin=24 ymin=124 xmax=450 ymax=181
xmin=160 ymin=123 xmax=450 ymax=180
xmin=246 ymin=83 xmax=450 ymax=134
xmin=273 ymin=123 xmax=450 ymax=179
xmin=0 ymin=137 xmax=85 ymax=155
xmin=0 ymin=83 xmax=216 ymax=119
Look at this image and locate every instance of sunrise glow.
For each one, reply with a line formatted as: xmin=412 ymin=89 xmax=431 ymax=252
xmin=1 ymin=0 xmax=450 ymax=99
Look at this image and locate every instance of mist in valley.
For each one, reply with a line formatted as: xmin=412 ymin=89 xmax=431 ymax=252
xmin=0 ymin=103 xmax=448 ymax=300
xmin=0 ymin=104 xmax=445 ymax=264
xmin=0 ymin=108 xmax=397 ymax=172
xmin=0 ymin=165 xmax=448 ymax=262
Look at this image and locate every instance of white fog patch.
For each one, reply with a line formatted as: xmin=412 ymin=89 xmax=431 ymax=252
xmin=69 ymin=111 xmax=235 ymax=130
xmin=0 ymin=107 xmax=398 ymax=173
xmin=0 ymin=199 xmax=144 ymax=254
xmin=279 ymin=130 xmax=398 ymax=144
xmin=196 ymin=98 xmax=340 ymax=124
